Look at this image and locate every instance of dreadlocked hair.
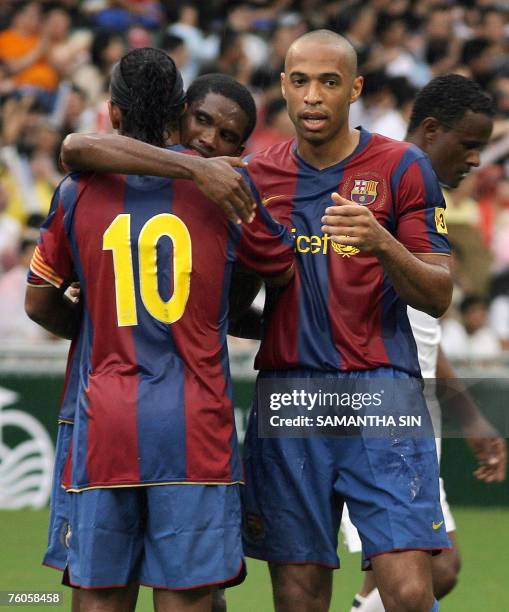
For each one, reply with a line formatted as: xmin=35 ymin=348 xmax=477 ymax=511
xmin=118 ymin=48 xmax=184 ymax=146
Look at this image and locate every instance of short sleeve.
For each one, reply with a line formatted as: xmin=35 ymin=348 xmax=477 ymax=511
xmin=231 ymin=169 xmax=294 ymax=277
xmin=394 ymin=151 xmax=450 ymax=255
xmin=28 ymin=176 xmax=77 ymax=288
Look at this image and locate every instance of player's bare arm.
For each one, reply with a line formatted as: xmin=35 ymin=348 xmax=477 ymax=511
xmin=228 ymin=263 xmax=294 ymax=340
xmin=229 ymin=304 xmax=263 ymax=340
xmin=321 ymin=193 xmax=452 ymax=318
xmin=25 ymin=285 xmax=81 ymax=340
xmin=61 ymin=133 xmax=255 ymax=224
xmin=436 ymin=346 xmax=507 ymax=483
xmin=228 ymin=265 xmax=263 ymax=339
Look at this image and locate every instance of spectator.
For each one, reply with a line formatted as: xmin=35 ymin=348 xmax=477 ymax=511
xmin=72 ymin=30 xmax=125 ymax=105
xmin=370 ymin=76 xmax=417 ymax=141
xmin=369 ymin=11 xmax=428 ymax=87
xmin=199 ymin=28 xmax=252 ymax=85
xmin=0 ymin=230 xmax=51 ymax=342
xmin=246 ymin=97 xmax=295 ymax=154
xmin=0 ymin=2 xmax=60 ymax=106
xmin=161 ymin=33 xmax=193 ymax=89
xmin=425 ymin=37 xmax=457 ymax=79
xmin=442 ymin=295 xmax=501 ymax=361
xmin=85 ymin=0 xmax=162 ymax=32
xmin=0 ymin=181 xmax=21 ymax=273
xmin=337 ymin=3 xmax=376 ymax=71
xmin=167 ymin=2 xmax=218 ymax=74
xmin=491 ymin=74 xmax=509 ymax=119
xmin=45 ymin=7 xmax=91 ymax=79
xmin=459 ymin=37 xmax=497 ymax=89
xmin=250 ymin=14 xmax=306 ymax=91
xmin=490 ymin=270 xmax=509 ymax=351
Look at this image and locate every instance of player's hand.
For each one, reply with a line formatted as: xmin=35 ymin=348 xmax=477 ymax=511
xmin=191 ymin=157 xmax=255 ymax=224
xmin=320 ymin=192 xmax=390 ymax=252
xmin=463 ymin=417 xmax=507 ymax=483
xmin=63 ymin=281 xmax=81 ymax=305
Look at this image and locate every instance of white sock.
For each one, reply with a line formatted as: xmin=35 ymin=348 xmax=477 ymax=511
xmin=350 ymin=589 xmax=385 ymax=612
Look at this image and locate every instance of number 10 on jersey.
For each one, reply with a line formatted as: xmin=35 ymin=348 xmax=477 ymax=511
xmin=103 ymin=213 xmax=192 ymax=326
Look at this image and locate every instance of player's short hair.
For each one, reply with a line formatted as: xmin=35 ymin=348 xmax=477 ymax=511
xmin=407 ymin=74 xmax=495 ymax=133
xmin=186 ymin=74 xmax=257 ymax=143
xmin=111 ymin=47 xmax=185 ymax=147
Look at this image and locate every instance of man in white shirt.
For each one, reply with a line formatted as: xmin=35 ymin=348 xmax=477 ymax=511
xmin=344 ymin=74 xmax=507 ymax=612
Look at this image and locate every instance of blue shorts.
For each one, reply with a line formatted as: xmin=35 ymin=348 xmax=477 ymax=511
xmin=66 ymin=484 xmax=244 ymax=590
xmin=43 ymin=422 xmax=72 ymax=570
xmin=242 ymin=368 xmax=450 ymax=569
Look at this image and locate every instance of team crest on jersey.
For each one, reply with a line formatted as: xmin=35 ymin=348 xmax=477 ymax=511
xmin=350 ymin=179 xmax=379 ymax=205
xmin=341 ymin=173 xmax=387 ymax=210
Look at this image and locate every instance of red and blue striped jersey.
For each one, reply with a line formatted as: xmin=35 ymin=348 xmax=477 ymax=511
xmin=28 ymin=152 xmax=293 ymax=491
xmin=248 ymin=129 xmax=450 ymax=375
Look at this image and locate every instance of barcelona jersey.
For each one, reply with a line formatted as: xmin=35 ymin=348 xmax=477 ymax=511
xmin=28 ymin=149 xmax=293 ymax=490
xmin=248 ymin=129 xmax=450 ymax=375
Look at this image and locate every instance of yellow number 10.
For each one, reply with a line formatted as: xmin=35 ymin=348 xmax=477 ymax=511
xmin=103 ymin=213 xmax=192 ymax=326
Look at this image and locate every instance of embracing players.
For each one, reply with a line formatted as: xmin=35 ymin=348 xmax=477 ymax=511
xmin=26 ymin=48 xmax=293 ymax=612
xmin=63 ymin=32 xmax=455 ymax=612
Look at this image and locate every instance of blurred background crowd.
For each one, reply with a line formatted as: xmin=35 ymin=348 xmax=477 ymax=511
xmin=0 ymin=0 xmax=508 ymax=365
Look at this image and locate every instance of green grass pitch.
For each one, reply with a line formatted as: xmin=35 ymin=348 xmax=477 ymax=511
xmin=0 ymin=507 xmax=507 ymax=611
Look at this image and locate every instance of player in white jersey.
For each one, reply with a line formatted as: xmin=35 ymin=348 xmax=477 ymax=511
xmin=343 ymin=74 xmax=507 ymax=612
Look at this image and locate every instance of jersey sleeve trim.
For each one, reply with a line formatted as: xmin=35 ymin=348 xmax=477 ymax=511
xmin=29 ymin=245 xmax=65 ymax=288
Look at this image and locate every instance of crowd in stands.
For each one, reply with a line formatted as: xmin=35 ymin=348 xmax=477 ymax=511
xmin=0 ymin=0 xmax=508 ymax=363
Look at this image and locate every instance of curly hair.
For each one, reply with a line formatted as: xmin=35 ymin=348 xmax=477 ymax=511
xmin=408 ymin=73 xmax=495 ymax=133
xmin=186 ymin=73 xmax=257 ymax=142
xmin=114 ymin=48 xmax=185 ymax=146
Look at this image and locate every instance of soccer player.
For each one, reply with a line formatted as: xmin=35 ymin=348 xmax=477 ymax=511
xmin=342 ymin=74 xmax=507 ymax=612
xmin=38 ymin=72 xmax=262 ymax=612
xmin=241 ymin=30 xmax=451 ymax=612
xmin=55 ymin=31 xmax=453 ymax=611
xmin=25 ymin=48 xmax=293 ymax=612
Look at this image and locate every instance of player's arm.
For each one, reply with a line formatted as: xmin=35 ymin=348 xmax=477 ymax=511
xmin=25 ymin=284 xmax=80 ymax=340
xmin=228 ymin=271 xmax=292 ymax=340
xmin=321 ymin=193 xmax=452 ymax=318
xmin=228 ymin=265 xmax=263 ymax=340
xmin=436 ymin=346 xmax=507 ymax=483
xmin=61 ymin=133 xmax=255 ymax=224
xmin=25 ymin=176 xmax=81 ymax=340
xmin=232 ymin=193 xmax=294 ymax=287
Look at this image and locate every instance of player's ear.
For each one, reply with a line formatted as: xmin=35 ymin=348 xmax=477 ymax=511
xmin=350 ymin=75 xmax=363 ymax=104
xmin=281 ymin=72 xmax=287 ymax=99
xmin=108 ymin=101 xmax=121 ymax=130
xmin=422 ymin=117 xmax=442 ymax=144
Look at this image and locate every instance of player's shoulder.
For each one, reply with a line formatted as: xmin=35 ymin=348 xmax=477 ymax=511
xmin=55 ymin=171 xmax=95 ymax=209
xmin=167 ymin=143 xmax=195 ymax=156
xmin=244 ymin=139 xmax=295 ymax=169
xmin=368 ymin=131 xmax=426 ymax=164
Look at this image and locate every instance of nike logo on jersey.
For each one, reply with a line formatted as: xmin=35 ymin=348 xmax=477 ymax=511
xmin=261 ymin=194 xmax=290 ymax=206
